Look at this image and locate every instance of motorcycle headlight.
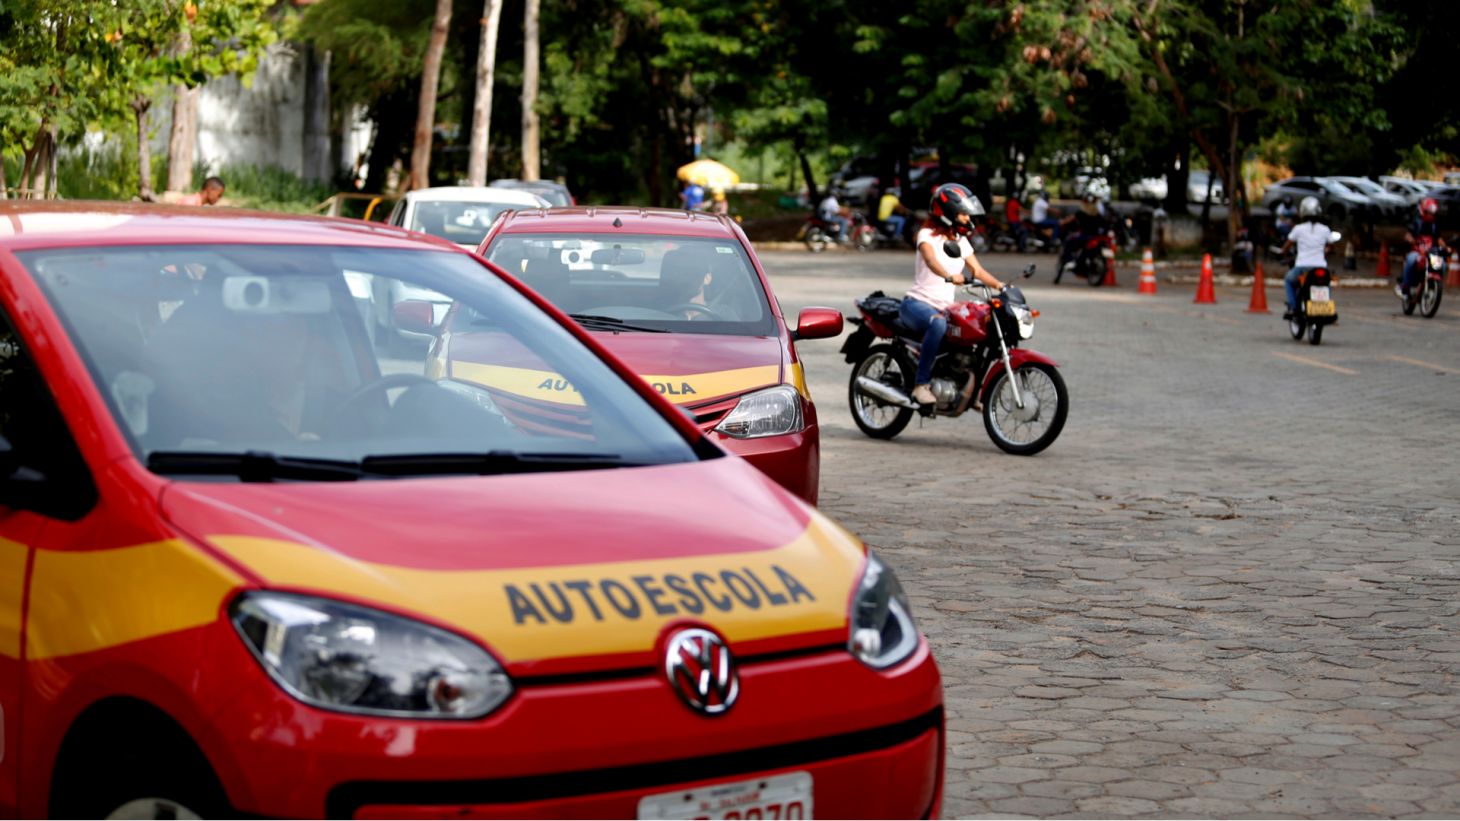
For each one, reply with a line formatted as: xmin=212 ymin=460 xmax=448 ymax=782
xmin=1012 ymin=305 xmax=1035 ymax=339
xmin=231 ymin=592 xmax=513 ymax=719
xmin=1429 ymin=253 xmax=1445 ymax=269
xmin=848 ymin=552 xmax=920 ymax=670
xmin=714 ymin=384 xmax=804 ymax=439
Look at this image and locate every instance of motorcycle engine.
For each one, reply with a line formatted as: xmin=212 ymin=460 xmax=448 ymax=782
xmin=930 ymin=377 xmax=960 ymax=408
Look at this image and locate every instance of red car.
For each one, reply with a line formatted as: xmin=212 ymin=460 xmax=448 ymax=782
xmin=471 ymin=208 xmax=842 ymax=504
xmin=0 ymin=203 xmax=941 ymax=819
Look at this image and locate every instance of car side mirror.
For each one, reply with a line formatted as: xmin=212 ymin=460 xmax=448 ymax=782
xmin=792 ymin=307 xmax=844 ymax=341
xmin=393 ymin=300 xmax=438 ymax=335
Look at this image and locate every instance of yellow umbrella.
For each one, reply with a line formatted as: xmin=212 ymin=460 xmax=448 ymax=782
xmin=676 ymin=159 xmax=740 ymax=189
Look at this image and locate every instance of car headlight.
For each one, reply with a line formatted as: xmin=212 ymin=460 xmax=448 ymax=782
xmin=1012 ymin=305 xmax=1035 ymax=339
xmin=231 ymin=592 xmax=512 ymax=719
xmin=714 ymin=384 xmax=804 ymax=439
xmin=848 ymin=552 xmax=920 ymax=669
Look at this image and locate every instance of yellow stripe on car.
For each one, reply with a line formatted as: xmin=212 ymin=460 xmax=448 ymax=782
xmin=450 ymin=362 xmax=781 ymax=406
xmin=210 ymin=514 xmax=865 ymax=663
xmin=0 ymin=538 xmax=27 ymax=659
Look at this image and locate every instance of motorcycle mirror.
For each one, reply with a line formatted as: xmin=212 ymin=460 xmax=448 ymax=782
xmin=942 ymin=239 xmax=963 ymax=258
xmin=1021 ymin=264 xmax=1036 ymax=279
xmin=1329 ymin=230 xmax=1342 ymax=244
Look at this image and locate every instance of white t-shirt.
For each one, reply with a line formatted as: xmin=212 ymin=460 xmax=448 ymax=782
xmin=1290 ymin=221 xmax=1332 ymax=268
xmin=818 ymin=195 xmax=840 ymax=220
xmin=908 ymin=227 xmax=971 ymax=310
xmin=1032 ymin=198 xmax=1049 ymax=222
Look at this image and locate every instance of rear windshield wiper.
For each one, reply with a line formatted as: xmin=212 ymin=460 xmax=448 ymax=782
xmin=147 ymin=450 xmax=363 ymax=482
xmin=359 ymin=451 xmax=644 ymax=476
xmin=568 ymin=313 xmax=669 ymax=333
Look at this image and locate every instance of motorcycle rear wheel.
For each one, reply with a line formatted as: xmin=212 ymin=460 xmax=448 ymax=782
xmin=805 ymin=229 xmax=829 ymax=254
xmin=1402 ymin=290 xmax=1417 ymax=315
xmin=853 ymin=226 xmax=876 ymax=253
xmin=848 ymin=346 xmax=915 ymax=440
xmin=1289 ymin=316 xmax=1305 ymax=340
xmin=1307 ymin=322 xmax=1323 ymax=345
xmin=982 ymin=362 xmax=1068 ymax=455
xmin=1421 ymin=280 xmax=1443 ymax=318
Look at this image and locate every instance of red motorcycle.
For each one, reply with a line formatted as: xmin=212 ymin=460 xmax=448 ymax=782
xmin=1059 ymin=230 xmax=1116 ymax=286
xmin=1401 ymin=235 xmax=1446 ymax=318
xmin=841 ymin=260 xmax=1068 ymax=455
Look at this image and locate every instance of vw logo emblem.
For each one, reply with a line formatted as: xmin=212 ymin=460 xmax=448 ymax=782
xmin=664 ymin=628 xmax=739 ymax=716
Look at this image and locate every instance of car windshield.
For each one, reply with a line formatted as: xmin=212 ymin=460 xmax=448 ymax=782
xmin=20 ymin=244 xmax=698 ymax=477
xmin=1344 ymin=179 xmax=1383 ymax=195
xmin=408 ymin=200 xmax=525 ymax=247
xmin=485 ymin=233 xmax=777 ymax=336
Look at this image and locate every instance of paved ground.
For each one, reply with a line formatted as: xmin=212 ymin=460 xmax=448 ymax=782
xmin=762 ymin=248 xmax=1460 ymax=818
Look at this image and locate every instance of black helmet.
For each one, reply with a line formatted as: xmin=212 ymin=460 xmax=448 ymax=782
xmin=929 ymin=183 xmax=985 ymax=233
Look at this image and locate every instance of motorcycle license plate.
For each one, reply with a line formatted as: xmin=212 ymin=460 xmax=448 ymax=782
xmin=1309 ymin=286 xmax=1330 ymax=302
xmin=1307 ymin=300 xmax=1336 ymax=317
xmin=1100 ymin=248 xmax=1115 ymax=259
xmin=638 ymin=772 xmax=812 ymax=820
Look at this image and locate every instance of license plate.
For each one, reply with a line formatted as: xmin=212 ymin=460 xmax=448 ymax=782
xmin=1307 ymin=300 xmax=1336 ymax=316
xmin=1100 ymin=248 xmax=1115 ymax=259
xmin=1309 ymin=286 xmax=1330 ymax=301
xmin=638 ymin=772 xmax=813 ymax=820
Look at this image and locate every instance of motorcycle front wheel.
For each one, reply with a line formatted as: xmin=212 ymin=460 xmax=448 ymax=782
xmin=1421 ymin=279 xmax=1443 ymax=318
xmin=853 ymin=226 xmax=876 ymax=253
xmin=982 ymin=362 xmax=1068 ymax=455
xmin=848 ymin=346 xmax=916 ymax=439
xmin=1402 ymin=289 xmax=1417 ymax=315
xmin=805 ymin=229 xmax=829 ymax=254
xmin=1083 ymin=258 xmax=1104 ymax=287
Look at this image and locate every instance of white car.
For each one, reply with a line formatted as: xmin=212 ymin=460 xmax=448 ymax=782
xmin=371 ymin=187 xmax=551 ymax=348
xmin=1128 ymin=176 xmax=1169 ymax=202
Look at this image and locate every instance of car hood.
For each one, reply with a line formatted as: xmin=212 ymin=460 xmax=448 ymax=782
xmin=444 ymin=331 xmax=785 ymax=407
xmin=160 ymin=456 xmax=862 ymax=676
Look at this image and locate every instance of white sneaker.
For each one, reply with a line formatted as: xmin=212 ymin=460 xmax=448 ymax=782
xmin=911 ymin=384 xmax=936 ymax=405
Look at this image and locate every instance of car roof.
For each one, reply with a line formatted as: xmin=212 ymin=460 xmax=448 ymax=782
xmin=0 ymin=200 xmax=460 ymax=252
xmin=493 ymin=206 xmax=744 ymax=238
xmin=405 ymin=186 xmax=549 ymax=207
xmin=493 ymin=179 xmax=571 ymax=192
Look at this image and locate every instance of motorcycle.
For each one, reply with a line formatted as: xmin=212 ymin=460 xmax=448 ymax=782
xmin=1058 ymin=230 xmax=1116 ymax=286
xmin=801 ymin=213 xmax=846 ymax=253
xmin=1401 ymin=236 xmax=1446 ymax=318
xmin=1286 ymin=265 xmax=1338 ymax=346
xmin=841 ymin=256 xmax=1068 ymax=455
xmin=990 ymin=221 xmax=1056 ymax=254
xmin=850 ymin=215 xmax=909 ymax=251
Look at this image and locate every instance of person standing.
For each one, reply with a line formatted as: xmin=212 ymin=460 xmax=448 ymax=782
xmin=901 ymin=184 xmax=1005 ymax=407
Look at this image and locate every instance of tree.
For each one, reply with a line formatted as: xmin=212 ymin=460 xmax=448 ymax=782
xmin=521 ymin=0 xmax=540 ymax=180
xmin=467 ymin=0 xmax=506 ymax=186
xmin=410 ymin=0 xmax=453 ymax=190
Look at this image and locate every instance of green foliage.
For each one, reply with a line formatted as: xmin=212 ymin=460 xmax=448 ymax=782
xmin=213 ymin=162 xmax=333 ymax=213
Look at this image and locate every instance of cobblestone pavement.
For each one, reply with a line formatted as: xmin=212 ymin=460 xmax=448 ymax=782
xmin=761 ymin=249 xmax=1460 ymax=818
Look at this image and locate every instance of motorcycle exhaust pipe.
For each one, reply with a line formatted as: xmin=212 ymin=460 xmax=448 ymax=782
xmin=854 ymin=376 xmax=920 ymax=409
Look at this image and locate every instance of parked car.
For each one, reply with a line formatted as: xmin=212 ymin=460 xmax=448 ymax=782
xmin=1379 ymin=175 xmax=1434 ymax=205
xmin=477 ymin=207 xmax=841 ymax=504
xmin=1060 ymin=166 xmax=1105 ymax=199
xmin=1329 ymin=176 xmax=1407 ymax=221
xmin=491 ymin=178 xmax=576 ymax=207
xmin=0 ymin=201 xmax=944 ymax=819
xmin=1260 ymin=176 xmax=1373 ymax=222
xmin=906 ymin=163 xmax=981 ymax=209
xmin=828 ymin=157 xmax=882 ymax=205
xmin=1186 ymin=170 xmax=1227 ymax=204
xmin=1128 ymin=176 xmax=1169 ymax=202
xmin=1426 ymin=185 xmax=1460 ymax=219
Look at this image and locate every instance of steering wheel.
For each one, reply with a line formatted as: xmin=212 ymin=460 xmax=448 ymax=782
xmin=328 ymin=372 xmax=436 ymax=432
xmin=668 ymin=302 xmax=722 ymax=320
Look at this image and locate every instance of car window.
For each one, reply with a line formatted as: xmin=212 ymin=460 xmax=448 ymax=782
xmin=485 ymin=234 xmax=777 ymax=336
xmin=0 ymin=309 xmax=97 ymax=519
xmin=19 ymin=245 xmax=698 ymax=478
xmin=408 ymin=200 xmax=519 ymax=247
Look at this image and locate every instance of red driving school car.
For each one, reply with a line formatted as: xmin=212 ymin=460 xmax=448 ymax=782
xmin=0 ymin=204 xmax=942 ymax=819
xmin=467 ymin=207 xmax=843 ymax=504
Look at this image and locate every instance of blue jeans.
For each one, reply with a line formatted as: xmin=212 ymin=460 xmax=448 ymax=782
xmin=1033 ymin=217 xmax=1061 ymax=240
xmin=882 ymin=214 xmax=905 ymax=239
xmin=1402 ymin=251 xmax=1421 ymax=294
xmin=899 ymin=297 xmax=946 ymax=385
xmin=1285 ymin=266 xmax=1316 ymax=310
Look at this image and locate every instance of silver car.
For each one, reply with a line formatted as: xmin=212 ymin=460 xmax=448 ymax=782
xmin=1186 ymin=170 xmax=1226 ymax=204
xmin=1260 ymin=176 xmax=1371 ymax=222
xmin=1330 ymin=177 xmax=1407 ymax=221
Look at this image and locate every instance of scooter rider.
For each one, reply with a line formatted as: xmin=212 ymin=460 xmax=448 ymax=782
xmin=902 ymin=183 xmax=1006 ymax=406
xmin=1282 ymin=196 xmax=1333 ymax=317
xmin=1055 ymin=192 xmax=1109 ymax=284
xmin=1398 ymin=198 xmax=1448 ymax=301
xmin=878 ymin=186 xmax=911 ymax=244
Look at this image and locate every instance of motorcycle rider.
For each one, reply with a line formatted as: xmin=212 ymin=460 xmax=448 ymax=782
xmin=818 ymin=187 xmax=850 ymax=243
xmin=1281 ymin=196 xmax=1333 ymax=317
xmin=1055 ymin=192 xmax=1109 ymax=284
xmin=1003 ymin=193 xmax=1028 ymax=252
xmin=1030 ymin=190 xmax=1061 ymax=242
xmin=902 ymin=183 xmax=1006 ymax=406
xmin=877 ymin=185 xmax=911 ymax=244
xmin=1398 ymin=198 xmax=1448 ymax=301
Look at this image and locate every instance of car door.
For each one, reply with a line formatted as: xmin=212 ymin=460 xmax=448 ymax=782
xmin=0 ymin=306 xmax=98 ymax=816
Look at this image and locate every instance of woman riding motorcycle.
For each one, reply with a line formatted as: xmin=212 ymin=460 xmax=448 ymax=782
xmin=901 ymin=183 xmax=1006 ymax=406
xmin=1282 ymin=196 xmax=1333 ymax=317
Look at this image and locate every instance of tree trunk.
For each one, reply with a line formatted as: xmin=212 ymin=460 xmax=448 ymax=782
xmin=31 ymin=131 xmax=51 ymax=200
xmin=0 ymin=138 xmax=8 ymax=198
xmin=135 ymin=99 xmax=155 ymax=200
xmin=410 ymin=0 xmax=454 ymax=191
xmin=521 ymin=0 xmax=541 ymax=181
xmin=166 ymin=86 xmax=199 ymax=192
xmin=1226 ymin=113 xmax=1240 ymax=251
xmin=648 ymin=129 xmax=662 ymax=207
xmin=793 ymin=133 xmax=818 ymax=203
xmin=467 ymin=0 xmax=505 ymax=186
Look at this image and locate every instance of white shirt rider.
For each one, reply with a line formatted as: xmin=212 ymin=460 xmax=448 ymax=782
xmin=907 ymin=226 xmax=972 ymax=310
xmin=1289 ymin=221 xmax=1332 ymax=268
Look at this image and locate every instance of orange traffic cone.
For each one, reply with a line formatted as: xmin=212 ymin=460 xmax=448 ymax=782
xmin=1138 ymin=248 xmax=1158 ymax=295
xmin=1101 ymin=248 xmax=1119 ymax=287
xmin=1194 ymin=253 xmax=1217 ymax=303
xmin=1377 ymin=243 xmax=1390 ymax=278
xmin=1247 ymin=260 xmax=1269 ymax=313
xmin=1449 ymin=251 xmax=1460 ymax=288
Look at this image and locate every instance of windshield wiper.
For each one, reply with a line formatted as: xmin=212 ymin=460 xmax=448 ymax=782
xmin=147 ymin=450 xmax=363 ymax=482
xmin=359 ymin=451 xmax=642 ymax=476
xmin=568 ymin=313 xmax=669 ymax=333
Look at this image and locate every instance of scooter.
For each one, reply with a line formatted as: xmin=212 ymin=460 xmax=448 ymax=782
xmin=1401 ymin=236 xmax=1446 ymax=318
xmin=841 ymin=256 xmax=1068 ymax=455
